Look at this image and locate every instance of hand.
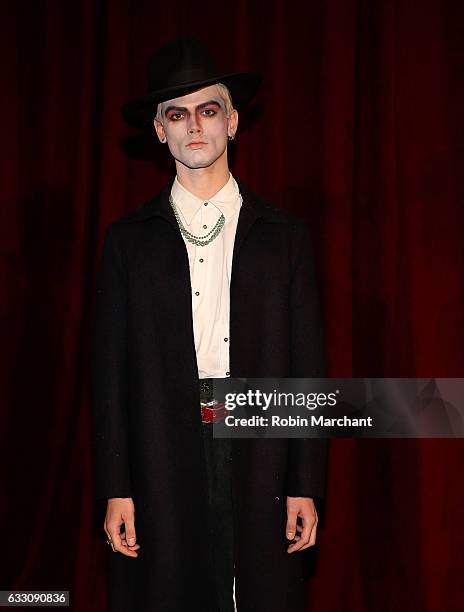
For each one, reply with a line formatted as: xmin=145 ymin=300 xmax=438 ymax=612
xmin=104 ymin=497 xmax=141 ymax=557
xmin=285 ymin=496 xmax=318 ymax=554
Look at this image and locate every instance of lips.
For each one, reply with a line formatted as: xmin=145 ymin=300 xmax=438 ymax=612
xmin=186 ymin=141 xmax=207 ymax=149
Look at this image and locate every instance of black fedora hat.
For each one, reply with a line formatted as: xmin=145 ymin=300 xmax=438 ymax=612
xmin=121 ymin=36 xmax=261 ymax=130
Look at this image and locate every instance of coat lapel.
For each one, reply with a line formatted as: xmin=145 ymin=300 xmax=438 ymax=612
xmin=232 ymin=178 xmax=263 ymax=270
xmin=126 ymin=182 xmax=179 ymax=228
xmin=121 ymin=176 xmax=282 ymax=264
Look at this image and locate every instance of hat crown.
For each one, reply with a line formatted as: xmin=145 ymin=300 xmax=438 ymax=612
xmin=147 ymin=36 xmax=218 ymax=93
xmin=121 ymin=36 xmax=261 ymax=130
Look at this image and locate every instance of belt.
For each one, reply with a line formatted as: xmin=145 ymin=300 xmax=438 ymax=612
xmin=201 ymin=400 xmax=227 ymax=423
xmin=200 ymin=378 xmax=228 ymax=424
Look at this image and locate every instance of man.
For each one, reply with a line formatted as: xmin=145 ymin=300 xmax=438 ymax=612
xmin=91 ymin=36 xmax=328 ymax=612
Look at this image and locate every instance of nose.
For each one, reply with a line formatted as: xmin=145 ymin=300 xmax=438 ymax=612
xmin=187 ymin=113 xmax=202 ymax=136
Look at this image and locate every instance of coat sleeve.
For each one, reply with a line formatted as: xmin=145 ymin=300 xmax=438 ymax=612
xmin=286 ymin=220 xmax=329 ymax=499
xmin=90 ymin=223 xmax=133 ymax=501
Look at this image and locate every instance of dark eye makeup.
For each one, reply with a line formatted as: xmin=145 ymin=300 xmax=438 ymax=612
xmin=168 ymin=109 xmax=217 ymax=121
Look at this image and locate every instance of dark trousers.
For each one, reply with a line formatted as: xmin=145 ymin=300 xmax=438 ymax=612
xmin=201 ymin=421 xmax=235 ymax=612
xmin=200 ymin=380 xmax=307 ymax=612
xmin=200 ymin=377 xmax=235 ymax=611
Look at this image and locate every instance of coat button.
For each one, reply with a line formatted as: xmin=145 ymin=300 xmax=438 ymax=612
xmin=275 ymin=496 xmax=280 ymax=501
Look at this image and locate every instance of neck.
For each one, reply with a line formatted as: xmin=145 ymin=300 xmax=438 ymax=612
xmin=175 ymin=155 xmax=231 ymax=200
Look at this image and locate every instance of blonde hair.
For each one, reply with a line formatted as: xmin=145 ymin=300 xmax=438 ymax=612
xmin=155 ymin=82 xmax=234 ymax=122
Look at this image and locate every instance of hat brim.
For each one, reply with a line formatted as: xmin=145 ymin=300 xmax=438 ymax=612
xmin=121 ymin=71 xmax=261 ymax=130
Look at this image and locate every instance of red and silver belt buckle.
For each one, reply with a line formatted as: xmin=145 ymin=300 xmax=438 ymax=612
xmin=201 ymin=399 xmax=227 ymax=423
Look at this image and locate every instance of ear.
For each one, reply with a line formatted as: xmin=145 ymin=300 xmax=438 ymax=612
xmin=154 ymin=118 xmax=167 ymax=143
xmin=228 ymin=109 xmax=238 ymax=139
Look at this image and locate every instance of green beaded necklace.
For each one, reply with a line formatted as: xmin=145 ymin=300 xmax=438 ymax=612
xmin=169 ymin=195 xmax=225 ymax=247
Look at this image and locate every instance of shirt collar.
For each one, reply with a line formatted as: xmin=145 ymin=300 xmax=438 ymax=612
xmin=170 ymin=172 xmax=242 ymax=226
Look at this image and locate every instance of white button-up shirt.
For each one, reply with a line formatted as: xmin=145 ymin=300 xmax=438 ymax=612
xmin=170 ymin=172 xmax=242 ymax=380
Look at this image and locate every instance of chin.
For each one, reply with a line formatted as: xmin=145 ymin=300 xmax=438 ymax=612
xmin=178 ymin=154 xmax=222 ymax=170
xmin=190 ymin=162 xmax=216 ymax=169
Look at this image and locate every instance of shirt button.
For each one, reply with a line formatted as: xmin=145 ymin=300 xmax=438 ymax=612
xmin=226 ymin=371 xmax=230 ymax=376
xmin=224 ymin=337 xmax=228 ymax=342
xmin=195 ymin=291 xmax=200 ymax=296
xmin=203 ymin=224 xmax=207 ymax=229
xmin=204 ymin=202 xmax=208 ymax=206
xmin=199 ymin=258 xmax=204 ymax=263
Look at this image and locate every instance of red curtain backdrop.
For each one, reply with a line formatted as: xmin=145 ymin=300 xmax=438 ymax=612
xmin=1 ymin=0 xmax=462 ymax=610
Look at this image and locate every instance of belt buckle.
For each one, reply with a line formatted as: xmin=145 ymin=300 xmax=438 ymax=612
xmin=201 ymin=399 xmax=227 ymax=423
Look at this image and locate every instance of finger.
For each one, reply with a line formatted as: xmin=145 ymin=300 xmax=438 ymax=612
xmin=286 ymin=509 xmax=298 ymax=540
xmin=299 ymin=515 xmax=313 ymax=546
xmin=123 ymin=516 xmax=137 ymax=548
xmin=299 ymin=518 xmax=318 ymax=551
xmin=107 ymin=524 xmax=138 ymax=557
xmin=287 ymin=535 xmax=303 ymax=553
xmin=288 ymin=525 xmax=310 ymax=552
xmin=120 ymin=539 xmax=141 ymax=550
xmin=287 ymin=538 xmax=304 ymax=553
xmin=112 ymin=538 xmax=139 ymax=556
xmin=287 ymin=513 xmax=314 ymax=553
xmin=104 ymin=528 xmax=117 ymax=554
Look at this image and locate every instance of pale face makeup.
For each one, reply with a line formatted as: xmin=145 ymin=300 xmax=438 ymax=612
xmin=154 ymin=85 xmax=237 ymax=171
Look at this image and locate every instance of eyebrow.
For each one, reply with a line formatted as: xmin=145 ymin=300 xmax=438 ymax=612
xmin=164 ymin=100 xmax=223 ymax=115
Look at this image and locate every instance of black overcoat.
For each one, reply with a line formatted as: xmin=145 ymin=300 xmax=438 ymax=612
xmin=91 ymin=178 xmax=328 ymax=612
